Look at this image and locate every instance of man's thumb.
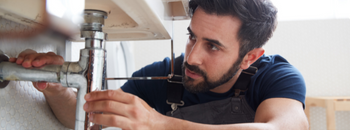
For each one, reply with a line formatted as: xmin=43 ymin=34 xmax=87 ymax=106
xmin=36 ymin=82 xmax=48 ymax=90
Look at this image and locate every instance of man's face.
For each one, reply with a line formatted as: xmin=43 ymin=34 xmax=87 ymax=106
xmin=183 ymin=7 xmax=243 ymax=93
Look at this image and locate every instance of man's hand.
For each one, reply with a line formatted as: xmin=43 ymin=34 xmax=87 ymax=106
xmin=9 ymin=49 xmax=64 ymax=68
xmin=8 ymin=49 xmax=77 ymax=128
xmin=84 ymin=89 xmax=308 ymax=130
xmin=84 ymin=89 xmax=165 ymax=130
xmin=9 ymin=49 xmax=65 ymax=94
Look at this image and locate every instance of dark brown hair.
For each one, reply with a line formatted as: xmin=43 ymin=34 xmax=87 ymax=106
xmin=189 ymin=0 xmax=278 ymax=58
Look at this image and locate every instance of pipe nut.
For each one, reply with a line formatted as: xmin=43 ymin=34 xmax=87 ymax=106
xmin=81 ymin=31 xmax=106 ymax=40
xmin=0 ymin=53 xmax=10 ymax=88
xmin=81 ymin=10 xmax=108 ymax=31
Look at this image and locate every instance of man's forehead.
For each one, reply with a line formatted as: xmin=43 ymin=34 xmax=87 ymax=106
xmin=189 ymin=8 xmax=242 ymax=48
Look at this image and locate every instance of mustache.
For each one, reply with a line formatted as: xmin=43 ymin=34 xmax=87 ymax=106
xmin=183 ymin=62 xmax=206 ymax=77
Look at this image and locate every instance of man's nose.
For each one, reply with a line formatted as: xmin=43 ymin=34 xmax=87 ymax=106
xmin=186 ymin=41 xmax=204 ymax=66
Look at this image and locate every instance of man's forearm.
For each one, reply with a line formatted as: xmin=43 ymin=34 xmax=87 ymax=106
xmin=43 ymin=84 xmax=77 ymax=129
xmin=157 ymin=116 xmax=276 ymax=130
xmin=157 ymin=113 xmax=308 ymax=130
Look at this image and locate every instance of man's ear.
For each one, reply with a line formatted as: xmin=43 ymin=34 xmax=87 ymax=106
xmin=240 ymin=48 xmax=265 ymax=70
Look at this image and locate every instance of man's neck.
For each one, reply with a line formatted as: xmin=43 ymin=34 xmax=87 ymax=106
xmin=209 ymin=69 xmax=242 ymax=93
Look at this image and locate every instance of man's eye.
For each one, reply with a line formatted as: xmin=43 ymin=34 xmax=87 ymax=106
xmin=186 ymin=33 xmax=196 ymax=41
xmin=209 ymin=44 xmax=219 ymax=51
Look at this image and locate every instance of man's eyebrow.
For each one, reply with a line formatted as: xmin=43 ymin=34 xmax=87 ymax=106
xmin=204 ymin=38 xmax=226 ymax=48
xmin=187 ymin=27 xmax=195 ymax=36
xmin=187 ymin=27 xmax=226 ymax=48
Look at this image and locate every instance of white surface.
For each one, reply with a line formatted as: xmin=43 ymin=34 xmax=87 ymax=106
xmin=105 ymin=41 xmax=135 ymax=90
xmin=0 ymin=0 xmax=189 ymax=41
xmin=263 ymin=19 xmax=350 ymax=130
xmin=271 ymin=0 xmax=350 ymax=21
xmin=0 ymin=0 xmax=84 ymax=38
xmin=46 ymin=0 xmax=84 ymax=36
xmin=264 ymin=19 xmax=350 ymax=97
xmin=0 ymin=81 xmax=70 ymax=130
xmin=133 ymin=20 xmax=190 ymax=71
xmin=79 ymin=0 xmax=180 ymax=41
xmin=0 ymin=0 xmax=45 ymax=26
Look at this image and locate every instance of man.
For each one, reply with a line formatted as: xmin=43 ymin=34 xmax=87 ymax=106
xmin=11 ymin=0 xmax=308 ymax=129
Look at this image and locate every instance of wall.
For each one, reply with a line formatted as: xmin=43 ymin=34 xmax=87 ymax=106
xmin=132 ymin=20 xmax=190 ymax=71
xmin=264 ymin=19 xmax=350 ymax=130
xmin=265 ymin=19 xmax=350 ymax=97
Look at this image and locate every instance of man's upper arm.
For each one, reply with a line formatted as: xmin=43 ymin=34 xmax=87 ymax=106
xmin=251 ymin=55 xmax=306 ymax=111
xmin=255 ymin=98 xmax=308 ymax=130
xmin=252 ymin=55 xmax=308 ymax=129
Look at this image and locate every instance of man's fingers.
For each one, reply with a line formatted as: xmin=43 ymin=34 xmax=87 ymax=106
xmin=90 ymin=113 xmax=131 ymax=130
xmin=16 ymin=49 xmax=37 ymax=65
xmin=15 ymin=51 xmax=64 ymax=68
xmin=21 ymin=53 xmax=40 ymax=68
xmin=9 ymin=58 xmax=16 ymax=62
xmin=89 ymin=124 xmax=104 ymax=130
xmin=31 ymin=54 xmax=64 ymax=67
xmin=85 ymin=89 xmax=134 ymax=104
xmin=37 ymin=82 xmax=48 ymax=90
xmin=47 ymin=52 xmax=57 ymax=56
xmin=44 ymin=53 xmax=64 ymax=65
xmin=84 ymin=101 xmax=129 ymax=117
xmin=32 ymin=82 xmax=48 ymax=92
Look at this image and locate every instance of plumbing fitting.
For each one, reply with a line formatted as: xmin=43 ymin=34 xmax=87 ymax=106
xmin=0 ymin=9 xmax=107 ymax=130
xmin=0 ymin=50 xmax=10 ymax=88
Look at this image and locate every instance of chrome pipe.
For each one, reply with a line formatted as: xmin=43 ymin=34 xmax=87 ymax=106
xmin=0 ymin=62 xmax=61 ymax=82
xmin=80 ymin=9 xmax=108 ymax=130
xmin=0 ymin=60 xmax=88 ymax=130
xmin=60 ymin=61 xmax=89 ymax=130
xmin=80 ymin=46 xmax=106 ymax=130
xmin=105 ymin=76 xmax=169 ymax=80
xmin=64 ymin=74 xmax=88 ymax=130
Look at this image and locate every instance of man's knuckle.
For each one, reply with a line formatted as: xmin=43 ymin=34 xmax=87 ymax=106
xmin=103 ymin=101 xmax=113 ymax=109
xmin=23 ymin=54 xmax=34 ymax=60
xmin=57 ymin=55 xmax=64 ymax=60
xmin=129 ymin=122 xmax=138 ymax=130
xmin=129 ymin=95 xmax=138 ymax=103
xmin=107 ymin=90 xmax=115 ymax=98
xmin=128 ymin=107 xmax=139 ymax=117
xmin=41 ymin=55 xmax=52 ymax=62
xmin=109 ymin=116 xmax=118 ymax=125
xmin=47 ymin=52 xmax=56 ymax=55
xmin=93 ymin=115 xmax=101 ymax=124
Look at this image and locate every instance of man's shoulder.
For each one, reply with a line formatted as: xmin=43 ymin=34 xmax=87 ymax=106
xmin=257 ymin=54 xmax=300 ymax=75
xmin=254 ymin=54 xmax=304 ymax=85
xmin=247 ymin=54 xmax=306 ymax=111
xmin=259 ymin=54 xmax=289 ymax=66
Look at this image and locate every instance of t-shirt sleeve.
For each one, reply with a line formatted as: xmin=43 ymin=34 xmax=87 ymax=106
xmin=253 ymin=56 xmax=306 ymax=109
xmin=120 ymin=57 xmax=171 ymax=109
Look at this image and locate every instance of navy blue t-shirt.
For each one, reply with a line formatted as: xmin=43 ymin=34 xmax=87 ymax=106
xmin=121 ymin=54 xmax=306 ymax=115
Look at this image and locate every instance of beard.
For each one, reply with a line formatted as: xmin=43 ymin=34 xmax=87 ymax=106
xmin=182 ymin=57 xmax=243 ymax=93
